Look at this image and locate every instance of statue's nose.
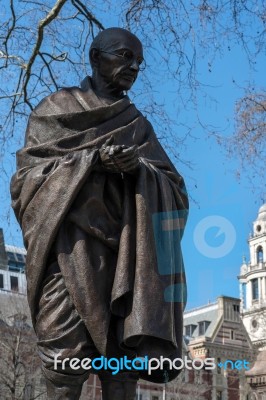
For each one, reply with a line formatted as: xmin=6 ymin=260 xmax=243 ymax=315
xmin=129 ymin=59 xmax=140 ymax=71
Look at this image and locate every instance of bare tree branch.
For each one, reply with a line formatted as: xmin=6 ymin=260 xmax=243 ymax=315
xmin=0 ymin=299 xmax=45 ymax=399
xmin=3 ymin=0 xmax=16 ymax=63
xmin=0 ymin=0 xmax=265 ymax=232
xmin=23 ymin=0 xmax=68 ymax=108
xmin=71 ymin=0 xmax=105 ymax=31
xmin=38 ymin=52 xmax=59 ymax=90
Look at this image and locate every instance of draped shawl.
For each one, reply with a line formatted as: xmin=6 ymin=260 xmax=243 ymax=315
xmin=10 ymin=77 xmax=188 ymax=382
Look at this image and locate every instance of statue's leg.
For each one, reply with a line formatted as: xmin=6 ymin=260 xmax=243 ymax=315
xmin=43 ymin=367 xmax=86 ymax=400
xmin=99 ymin=371 xmax=139 ymax=400
xmin=45 ymin=382 xmax=82 ymax=400
xmin=35 ymin=268 xmax=98 ymax=400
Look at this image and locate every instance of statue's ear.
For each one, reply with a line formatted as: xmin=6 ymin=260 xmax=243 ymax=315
xmin=89 ymin=48 xmax=100 ymax=68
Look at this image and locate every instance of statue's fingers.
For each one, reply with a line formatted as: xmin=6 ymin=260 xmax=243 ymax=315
xmin=121 ymin=145 xmax=138 ymax=154
xmin=108 ymin=145 xmax=124 ymax=156
xmin=103 ymin=135 xmax=114 ymax=147
xmin=109 ymin=145 xmax=115 ymax=156
xmin=123 ymin=144 xmax=138 ymax=154
xmin=112 ymin=145 xmax=125 ymax=154
xmin=115 ymin=148 xmax=138 ymax=160
xmin=116 ymin=157 xmax=139 ymax=170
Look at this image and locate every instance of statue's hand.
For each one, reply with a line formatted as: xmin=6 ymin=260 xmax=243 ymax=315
xmin=112 ymin=145 xmax=140 ymax=173
xmin=99 ymin=136 xmax=139 ymax=173
xmin=99 ymin=136 xmax=126 ymax=172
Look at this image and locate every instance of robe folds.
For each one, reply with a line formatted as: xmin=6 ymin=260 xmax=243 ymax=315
xmin=11 ymin=77 xmax=189 ymax=383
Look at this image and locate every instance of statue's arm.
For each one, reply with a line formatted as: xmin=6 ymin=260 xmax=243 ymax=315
xmin=137 ymin=119 xmax=189 ymax=211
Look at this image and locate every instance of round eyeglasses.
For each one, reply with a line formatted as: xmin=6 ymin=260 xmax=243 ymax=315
xmin=100 ymin=50 xmax=146 ymax=71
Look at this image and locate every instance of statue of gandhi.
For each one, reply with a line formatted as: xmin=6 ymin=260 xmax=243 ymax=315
xmin=11 ymin=27 xmax=188 ymax=399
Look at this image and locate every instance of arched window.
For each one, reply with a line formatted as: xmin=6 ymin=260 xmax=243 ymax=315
xmin=251 ymin=279 xmax=259 ymax=300
xmin=257 ymin=246 xmax=264 ymax=263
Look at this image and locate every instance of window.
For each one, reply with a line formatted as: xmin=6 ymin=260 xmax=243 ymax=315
xmin=16 ymin=253 xmax=25 ymax=262
xmin=242 ymin=283 xmax=247 ymax=309
xmin=257 ymin=246 xmax=264 ymax=263
xmin=10 ymin=276 xmax=18 ymax=292
xmin=251 ymin=278 xmax=259 ymax=300
xmin=199 ymin=322 xmax=204 ymax=335
xmin=185 ymin=324 xmax=197 ymax=337
xmin=7 ymin=252 xmax=25 ymax=269
xmin=233 ymin=304 xmax=240 ymax=312
xmin=152 ymin=397 xmax=159 ymax=400
xmin=217 ymin=391 xmax=222 ymax=400
xmin=8 ymin=262 xmax=20 ymax=272
xmin=230 ymin=330 xmax=234 ymax=340
xmin=0 ymin=274 xmax=3 ymax=289
xmin=198 ymin=321 xmax=210 ymax=336
xmin=7 ymin=251 xmax=16 ymax=261
xmin=8 ymin=261 xmax=25 ymax=272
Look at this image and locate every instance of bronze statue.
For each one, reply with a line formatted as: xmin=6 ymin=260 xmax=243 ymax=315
xmin=11 ymin=28 xmax=188 ymax=399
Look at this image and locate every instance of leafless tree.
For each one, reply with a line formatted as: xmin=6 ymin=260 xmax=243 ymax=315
xmin=1 ymin=0 xmax=265 ymax=139
xmin=0 ymin=0 xmax=265 ymax=232
xmin=0 ymin=295 xmax=46 ymax=400
xmin=164 ymin=369 xmax=210 ymax=400
xmin=222 ymin=91 xmax=266 ymax=200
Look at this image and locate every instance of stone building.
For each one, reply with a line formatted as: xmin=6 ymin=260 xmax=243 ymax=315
xmin=0 ymin=228 xmax=27 ymax=294
xmin=239 ymin=203 xmax=266 ymax=400
xmin=0 ymin=229 xmax=46 ymax=399
xmin=183 ymin=296 xmax=254 ymax=400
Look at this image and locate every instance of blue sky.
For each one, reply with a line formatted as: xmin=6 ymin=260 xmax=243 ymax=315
xmin=179 ymin=46 xmax=265 ymax=309
xmin=0 ymin=3 xmax=265 ymax=311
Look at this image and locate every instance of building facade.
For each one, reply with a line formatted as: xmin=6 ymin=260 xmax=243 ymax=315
xmin=183 ymin=296 xmax=254 ymax=400
xmin=239 ymin=204 xmax=266 ymax=400
xmin=0 ymin=229 xmax=46 ymax=400
xmin=0 ymin=228 xmax=27 ymax=294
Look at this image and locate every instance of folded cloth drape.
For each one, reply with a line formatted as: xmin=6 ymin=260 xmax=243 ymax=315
xmin=10 ymin=77 xmax=188 ymax=382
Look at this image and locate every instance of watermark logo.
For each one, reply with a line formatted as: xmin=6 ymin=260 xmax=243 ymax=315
xmin=193 ymin=215 xmax=236 ymax=259
xmin=53 ymin=355 xmax=216 ymax=375
xmin=152 ymin=210 xmax=188 ymax=304
xmin=217 ymin=359 xmax=250 ymax=371
xmin=52 ymin=355 xmax=250 ymax=375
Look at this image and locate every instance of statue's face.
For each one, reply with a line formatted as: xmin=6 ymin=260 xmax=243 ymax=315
xmin=96 ymin=31 xmax=144 ymax=92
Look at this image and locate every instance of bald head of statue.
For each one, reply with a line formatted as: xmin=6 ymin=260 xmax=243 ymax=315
xmin=89 ymin=28 xmax=144 ymax=99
